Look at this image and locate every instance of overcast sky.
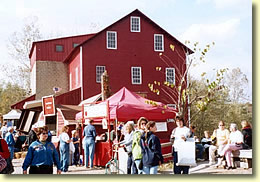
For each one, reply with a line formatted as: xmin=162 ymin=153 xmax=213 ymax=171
xmin=0 ymin=0 xmax=252 ymax=101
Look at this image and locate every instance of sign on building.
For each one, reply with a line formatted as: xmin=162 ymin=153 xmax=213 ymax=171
xmin=42 ymin=95 xmax=55 ymax=116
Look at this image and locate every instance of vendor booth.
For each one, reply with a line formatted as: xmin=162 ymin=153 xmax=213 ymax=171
xmin=76 ymin=87 xmax=177 ymax=170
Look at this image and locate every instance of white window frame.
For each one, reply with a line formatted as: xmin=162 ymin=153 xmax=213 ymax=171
xmin=131 ymin=67 xmax=142 ymax=85
xmin=106 ymin=31 xmax=117 ymax=49
xmin=96 ymin=66 xmax=106 ymax=83
xmin=130 ymin=16 xmax=141 ymax=32
xmin=166 ymin=67 xmax=175 ymax=85
xmin=75 ymin=67 xmax=79 ymax=87
xmin=154 ymin=34 xmax=164 ymax=52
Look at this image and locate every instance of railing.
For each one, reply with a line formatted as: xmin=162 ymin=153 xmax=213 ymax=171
xmin=161 ymin=142 xmax=172 ymax=159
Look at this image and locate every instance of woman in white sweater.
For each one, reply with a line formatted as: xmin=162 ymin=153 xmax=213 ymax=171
xmin=170 ymin=117 xmax=191 ymax=174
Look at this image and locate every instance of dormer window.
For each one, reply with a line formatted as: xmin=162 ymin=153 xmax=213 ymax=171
xmin=130 ymin=16 xmax=140 ymax=32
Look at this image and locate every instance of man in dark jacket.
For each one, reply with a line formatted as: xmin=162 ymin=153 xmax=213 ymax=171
xmin=24 ymin=124 xmax=38 ymax=148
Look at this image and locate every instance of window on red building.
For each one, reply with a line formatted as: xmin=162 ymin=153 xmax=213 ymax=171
xmin=106 ymin=31 xmax=117 ymax=49
xmin=130 ymin=16 xmax=141 ymax=32
xmin=131 ymin=67 xmax=142 ymax=84
xmin=166 ymin=67 xmax=175 ymax=85
xmin=96 ymin=66 xmax=106 ymax=83
xmin=154 ymin=34 xmax=164 ymax=52
xmin=73 ymin=43 xmax=79 ymax=48
xmin=56 ymin=44 xmax=64 ymax=52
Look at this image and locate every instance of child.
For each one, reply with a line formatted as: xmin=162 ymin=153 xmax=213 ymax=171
xmin=71 ymin=130 xmax=80 ymax=166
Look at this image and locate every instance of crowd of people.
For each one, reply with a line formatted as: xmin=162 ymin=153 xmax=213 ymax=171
xmin=0 ymin=117 xmax=252 ymax=174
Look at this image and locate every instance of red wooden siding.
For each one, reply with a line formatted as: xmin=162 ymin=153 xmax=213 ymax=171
xmin=57 ymin=109 xmax=65 ymax=136
xmin=55 ymin=87 xmax=81 ymax=105
xmin=30 ymin=34 xmax=95 ymax=68
xmin=80 ymin=11 xmax=187 ymax=104
xmin=68 ymin=52 xmax=81 ymax=90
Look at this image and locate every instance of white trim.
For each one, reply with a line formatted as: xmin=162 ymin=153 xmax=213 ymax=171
xmin=69 ymin=73 xmax=72 ymax=91
xmin=131 ymin=67 xmax=142 ymax=85
xmin=165 ymin=67 xmax=175 ymax=85
xmin=130 ymin=16 xmax=141 ymax=32
xmin=154 ymin=34 xmax=164 ymax=52
xmin=106 ymin=31 xmax=117 ymax=49
xmin=75 ymin=67 xmax=79 ymax=87
xmin=80 ymin=46 xmax=83 ymax=101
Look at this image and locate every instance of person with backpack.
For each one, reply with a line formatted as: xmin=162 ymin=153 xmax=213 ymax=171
xmin=140 ymin=121 xmax=163 ymax=174
xmin=132 ymin=117 xmax=148 ymax=174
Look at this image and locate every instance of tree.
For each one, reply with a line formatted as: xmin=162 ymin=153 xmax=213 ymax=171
xmin=0 ymin=82 xmax=27 ymax=115
xmin=2 ymin=16 xmax=42 ymax=93
xmin=148 ymin=41 xmax=228 ymax=121
xmin=225 ymin=67 xmax=249 ymax=103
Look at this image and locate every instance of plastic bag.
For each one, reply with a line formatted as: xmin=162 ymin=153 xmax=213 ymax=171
xmin=69 ymin=142 xmax=75 ymax=153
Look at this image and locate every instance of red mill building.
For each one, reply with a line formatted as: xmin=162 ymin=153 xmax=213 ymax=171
xmin=12 ymin=9 xmax=192 ymax=135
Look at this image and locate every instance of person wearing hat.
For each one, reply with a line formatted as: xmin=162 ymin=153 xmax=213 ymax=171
xmin=5 ymin=127 xmax=15 ymax=161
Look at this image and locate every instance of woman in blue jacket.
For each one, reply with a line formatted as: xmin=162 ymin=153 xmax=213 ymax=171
xmin=140 ymin=121 xmax=163 ymax=174
xmin=22 ymin=127 xmax=61 ymax=174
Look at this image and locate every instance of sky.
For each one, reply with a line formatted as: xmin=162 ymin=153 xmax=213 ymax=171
xmin=0 ymin=0 xmax=252 ymax=101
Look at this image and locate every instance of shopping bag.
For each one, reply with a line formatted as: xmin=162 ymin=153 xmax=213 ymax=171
xmin=69 ymin=142 xmax=75 ymax=153
xmin=175 ymin=138 xmax=197 ymax=167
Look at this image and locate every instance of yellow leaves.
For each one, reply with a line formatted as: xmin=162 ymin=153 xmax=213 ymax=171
xmin=170 ymin=44 xmax=175 ymax=51
xmin=201 ymin=72 xmax=206 ymax=77
xmin=145 ymin=99 xmax=158 ymax=107
xmin=156 ymin=67 xmax=162 ymax=71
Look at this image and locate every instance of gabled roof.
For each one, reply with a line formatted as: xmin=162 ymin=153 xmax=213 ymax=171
xmin=64 ymin=9 xmax=193 ymax=63
xmin=29 ymin=33 xmax=96 ymax=58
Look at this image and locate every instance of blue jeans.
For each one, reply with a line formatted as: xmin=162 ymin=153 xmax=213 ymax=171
xmin=196 ymin=144 xmax=204 ymax=159
xmin=84 ymin=138 xmax=95 ymax=167
xmin=8 ymin=146 xmax=14 ymax=161
xmin=127 ymin=154 xmax=137 ymax=174
xmin=134 ymin=159 xmax=143 ymax=174
xmin=60 ymin=144 xmax=69 ymax=172
xmin=143 ymin=165 xmax=158 ymax=174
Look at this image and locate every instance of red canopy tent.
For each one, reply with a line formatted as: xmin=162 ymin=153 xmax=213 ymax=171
xmin=77 ymin=87 xmax=177 ymax=167
xmin=76 ymin=87 xmax=177 ymax=121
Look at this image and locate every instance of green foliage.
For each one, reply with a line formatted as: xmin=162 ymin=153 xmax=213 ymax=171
xmin=0 ymin=82 xmax=27 ymax=115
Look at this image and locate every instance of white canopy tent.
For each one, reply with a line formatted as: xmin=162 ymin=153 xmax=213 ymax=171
xmin=3 ymin=109 xmax=21 ymax=120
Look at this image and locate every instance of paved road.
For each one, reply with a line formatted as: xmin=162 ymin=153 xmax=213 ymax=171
xmin=12 ymin=158 xmax=252 ymax=175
